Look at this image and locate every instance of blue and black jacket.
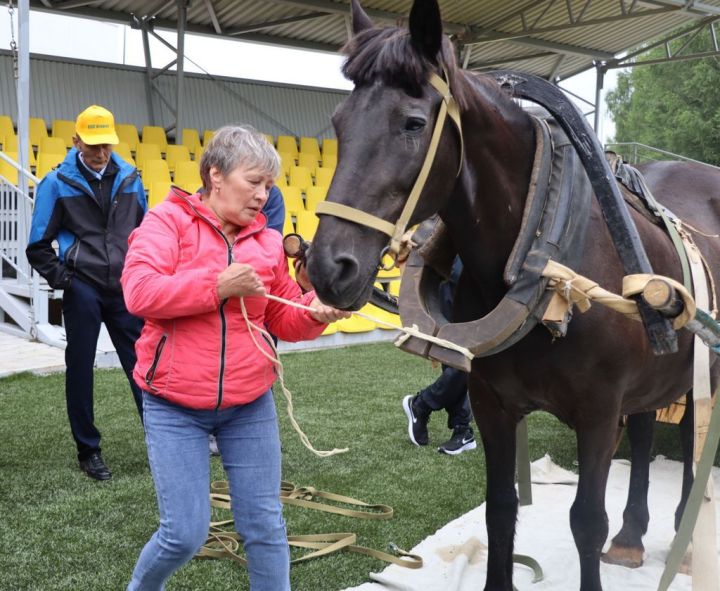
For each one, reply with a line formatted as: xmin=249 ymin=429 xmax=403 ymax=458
xmin=26 ymin=149 xmax=147 ymax=292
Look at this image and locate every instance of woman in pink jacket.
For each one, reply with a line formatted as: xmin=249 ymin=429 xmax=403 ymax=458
xmin=122 ymin=125 xmax=348 ymax=591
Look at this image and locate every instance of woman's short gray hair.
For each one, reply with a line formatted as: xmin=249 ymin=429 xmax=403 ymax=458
xmin=200 ymin=125 xmax=280 ymax=191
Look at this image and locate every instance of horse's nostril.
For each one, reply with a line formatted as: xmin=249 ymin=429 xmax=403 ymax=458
xmin=333 ymin=253 xmax=360 ymax=287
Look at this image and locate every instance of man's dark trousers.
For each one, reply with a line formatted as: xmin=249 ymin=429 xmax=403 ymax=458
xmin=63 ymin=277 xmax=143 ymax=461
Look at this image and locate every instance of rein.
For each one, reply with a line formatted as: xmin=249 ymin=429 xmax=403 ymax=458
xmin=315 ymin=71 xmax=463 ymax=261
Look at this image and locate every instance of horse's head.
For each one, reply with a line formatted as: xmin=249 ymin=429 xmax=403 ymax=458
xmin=306 ymin=0 xmax=466 ymax=310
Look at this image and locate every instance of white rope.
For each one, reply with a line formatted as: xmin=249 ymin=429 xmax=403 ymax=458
xmin=239 ymin=292 xmax=474 ymax=457
xmin=239 ymin=296 xmax=348 ymax=458
xmin=264 ymin=293 xmax=474 ymax=361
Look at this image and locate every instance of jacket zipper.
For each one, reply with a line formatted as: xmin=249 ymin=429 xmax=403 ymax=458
xmin=144 ymin=333 xmax=168 ymax=391
xmin=177 ymin=194 xmax=264 ymax=410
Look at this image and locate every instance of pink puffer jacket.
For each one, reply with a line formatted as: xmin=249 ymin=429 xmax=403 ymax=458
xmin=121 ymin=187 xmax=326 ymax=410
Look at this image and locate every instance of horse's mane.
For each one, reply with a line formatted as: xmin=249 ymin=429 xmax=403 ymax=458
xmin=341 ymin=26 xmax=470 ymax=110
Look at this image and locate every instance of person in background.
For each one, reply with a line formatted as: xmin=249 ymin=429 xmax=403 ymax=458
xmin=402 ymin=257 xmax=477 ymax=455
xmin=122 ymin=125 xmax=348 ymax=591
xmin=26 ymin=105 xmax=147 ymax=481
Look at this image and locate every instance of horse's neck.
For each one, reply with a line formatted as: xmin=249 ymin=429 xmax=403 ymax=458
xmin=441 ymin=81 xmax=536 ymax=292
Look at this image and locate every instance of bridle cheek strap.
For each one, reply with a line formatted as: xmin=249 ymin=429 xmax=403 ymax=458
xmin=315 ymin=71 xmax=463 ymax=259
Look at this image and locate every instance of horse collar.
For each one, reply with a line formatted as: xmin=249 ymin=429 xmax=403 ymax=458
xmin=315 ymin=70 xmax=464 ymax=264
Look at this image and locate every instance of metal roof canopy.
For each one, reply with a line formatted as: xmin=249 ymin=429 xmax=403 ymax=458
xmin=10 ymin=0 xmax=720 ymax=150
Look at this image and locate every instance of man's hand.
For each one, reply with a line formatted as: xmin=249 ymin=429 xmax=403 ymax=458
xmin=294 ymin=259 xmax=313 ymax=293
xmin=216 ymin=263 xmax=266 ymax=300
xmin=309 ymin=297 xmax=352 ymax=324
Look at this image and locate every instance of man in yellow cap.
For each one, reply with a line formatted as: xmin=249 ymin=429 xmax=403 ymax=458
xmin=26 ymin=105 xmax=147 ymax=481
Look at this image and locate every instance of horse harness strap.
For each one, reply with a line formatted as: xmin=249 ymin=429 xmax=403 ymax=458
xmin=315 ymin=71 xmax=463 ymax=260
xmin=196 ymin=479 xmax=423 ymax=569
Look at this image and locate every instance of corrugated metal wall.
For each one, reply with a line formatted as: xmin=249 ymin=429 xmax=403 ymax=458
xmin=0 ymin=51 xmax=348 ymax=139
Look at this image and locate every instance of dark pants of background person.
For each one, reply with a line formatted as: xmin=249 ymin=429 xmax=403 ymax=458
xmin=62 ymin=277 xmax=143 ymax=461
xmin=417 ymin=366 xmax=472 ymax=430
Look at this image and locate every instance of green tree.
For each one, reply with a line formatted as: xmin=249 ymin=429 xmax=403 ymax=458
xmin=605 ymin=30 xmax=720 ymax=166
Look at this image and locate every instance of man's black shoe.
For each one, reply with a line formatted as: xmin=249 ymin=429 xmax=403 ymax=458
xmin=402 ymin=394 xmax=430 ymax=446
xmin=438 ymin=426 xmax=477 ymax=456
xmin=79 ymin=452 xmax=112 ymax=481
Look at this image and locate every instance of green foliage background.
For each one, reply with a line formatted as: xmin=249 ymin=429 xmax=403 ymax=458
xmin=605 ymin=29 xmax=720 ymax=165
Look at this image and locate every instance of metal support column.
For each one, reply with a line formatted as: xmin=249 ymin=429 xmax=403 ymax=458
xmin=16 ymin=0 xmax=30 ymax=278
xmin=140 ymin=22 xmax=157 ymax=126
xmin=593 ymin=61 xmax=606 ymax=135
xmin=175 ymin=0 xmax=188 ymax=145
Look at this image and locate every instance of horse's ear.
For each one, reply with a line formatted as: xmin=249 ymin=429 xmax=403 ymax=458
xmin=350 ymin=0 xmax=374 ymax=35
xmin=409 ymin=0 xmax=443 ymax=62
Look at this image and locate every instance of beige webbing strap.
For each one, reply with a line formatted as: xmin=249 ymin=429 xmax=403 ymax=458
xmin=315 ymin=201 xmax=395 ymax=237
xmin=686 ymin=240 xmax=720 ymax=591
xmin=197 ymin=480 xmax=422 ymax=569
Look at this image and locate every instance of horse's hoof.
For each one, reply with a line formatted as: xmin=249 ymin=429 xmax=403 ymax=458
xmin=601 ymin=543 xmax=644 ymax=568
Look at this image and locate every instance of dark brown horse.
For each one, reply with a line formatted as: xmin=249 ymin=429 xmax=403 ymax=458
xmin=306 ymin=1 xmax=720 ymax=589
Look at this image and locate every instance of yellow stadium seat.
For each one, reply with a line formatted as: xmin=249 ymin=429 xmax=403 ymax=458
xmin=116 ymin=124 xmax=140 ymax=152
xmin=113 ymin=142 xmax=134 ymax=165
xmin=289 ymin=166 xmax=312 ymax=193
xmin=165 ymin=144 xmax=191 ymax=172
xmin=0 ymin=152 xmax=19 ymax=185
xmin=315 ymin=167 xmax=334 ymax=188
xmin=295 ymin=210 xmax=319 ymax=240
xmin=141 ymin=159 xmax=171 ymax=191
xmin=322 ymin=153 xmax=337 ymax=169
xmin=304 ymin=186 xmax=327 ymax=211
xmin=149 ymin=180 xmax=172 ymax=208
xmin=274 ymin=174 xmax=288 ymax=189
xmin=29 ymin=118 xmax=48 ymax=148
xmin=36 ymin=151 xmax=65 ymax=178
xmin=322 ymin=138 xmax=338 ymax=157
xmin=51 ymin=119 xmax=76 ymax=148
xmin=280 ymin=186 xmax=304 ymax=215
xmin=276 ymin=135 xmax=298 ymax=158
xmin=299 ymin=137 xmax=320 ymax=158
xmin=2 ymin=138 xmax=37 ymax=167
xmin=195 ymin=146 xmax=204 ymax=162
xmin=40 ymin=137 xmax=67 ymax=155
xmin=388 ymin=279 xmax=401 ymax=297
xmin=141 ymin=125 xmax=168 ymax=151
xmin=0 ymin=115 xmax=14 ymax=141
xmin=174 ymin=160 xmax=202 ymax=193
xmin=135 ymin=143 xmax=162 ymax=172
xmin=202 ymin=130 xmax=215 ymax=147
xmin=180 ymin=128 xmax=201 ymax=157
xmin=336 ymin=305 xmax=376 ymax=333
xmin=321 ymin=322 xmax=338 ymax=336
xmin=297 ymin=152 xmax=319 ymax=176
xmin=278 ymin=151 xmax=295 ymax=176
xmin=282 ymin=214 xmax=295 ymax=237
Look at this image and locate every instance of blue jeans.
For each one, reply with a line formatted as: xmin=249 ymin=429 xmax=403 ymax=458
xmin=127 ymin=390 xmax=290 ymax=591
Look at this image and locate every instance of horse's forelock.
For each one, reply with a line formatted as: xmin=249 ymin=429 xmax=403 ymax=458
xmin=342 ymin=27 xmax=469 ymax=109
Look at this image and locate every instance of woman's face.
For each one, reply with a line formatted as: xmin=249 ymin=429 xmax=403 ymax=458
xmin=207 ymin=164 xmax=273 ymax=227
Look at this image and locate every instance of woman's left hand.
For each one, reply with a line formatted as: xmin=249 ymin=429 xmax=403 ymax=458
xmin=309 ymin=297 xmax=352 ymax=323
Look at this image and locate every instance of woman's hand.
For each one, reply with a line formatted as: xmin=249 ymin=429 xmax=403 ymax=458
xmin=309 ymin=297 xmax=352 ymax=323
xmin=216 ymin=263 xmax=266 ymax=300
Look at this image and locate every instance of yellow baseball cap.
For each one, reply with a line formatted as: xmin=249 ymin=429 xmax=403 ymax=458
xmin=75 ymin=105 xmax=119 ymax=145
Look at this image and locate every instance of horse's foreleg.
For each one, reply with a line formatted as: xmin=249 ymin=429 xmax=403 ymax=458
xmin=572 ymin=417 xmax=619 ymax=591
xmin=602 ymin=411 xmax=654 ymax=568
xmin=469 ymin=374 xmax=518 ymax=591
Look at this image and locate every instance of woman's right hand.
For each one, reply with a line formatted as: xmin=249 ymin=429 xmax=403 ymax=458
xmin=216 ymin=263 xmax=266 ymax=300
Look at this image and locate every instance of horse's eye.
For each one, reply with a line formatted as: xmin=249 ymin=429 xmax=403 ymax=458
xmin=404 ymin=117 xmax=426 ymax=133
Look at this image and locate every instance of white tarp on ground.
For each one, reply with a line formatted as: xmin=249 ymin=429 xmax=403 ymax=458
xmin=344 ymin=456 xmax=720 ymax=591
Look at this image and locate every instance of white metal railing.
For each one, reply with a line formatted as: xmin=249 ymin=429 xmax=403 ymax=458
xmin=0 ymin=151 xmax=48 ymax=340
xmin=605 ymin=142 xmax=720 ymax=171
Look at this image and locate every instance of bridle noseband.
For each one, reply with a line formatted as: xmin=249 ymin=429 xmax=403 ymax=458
xmin=315 ymin=71 xmax=464 ymax=266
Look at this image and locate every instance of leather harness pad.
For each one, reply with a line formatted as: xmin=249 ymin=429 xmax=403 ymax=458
xmin=398 ymin=110 xmax=593 ymax=371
